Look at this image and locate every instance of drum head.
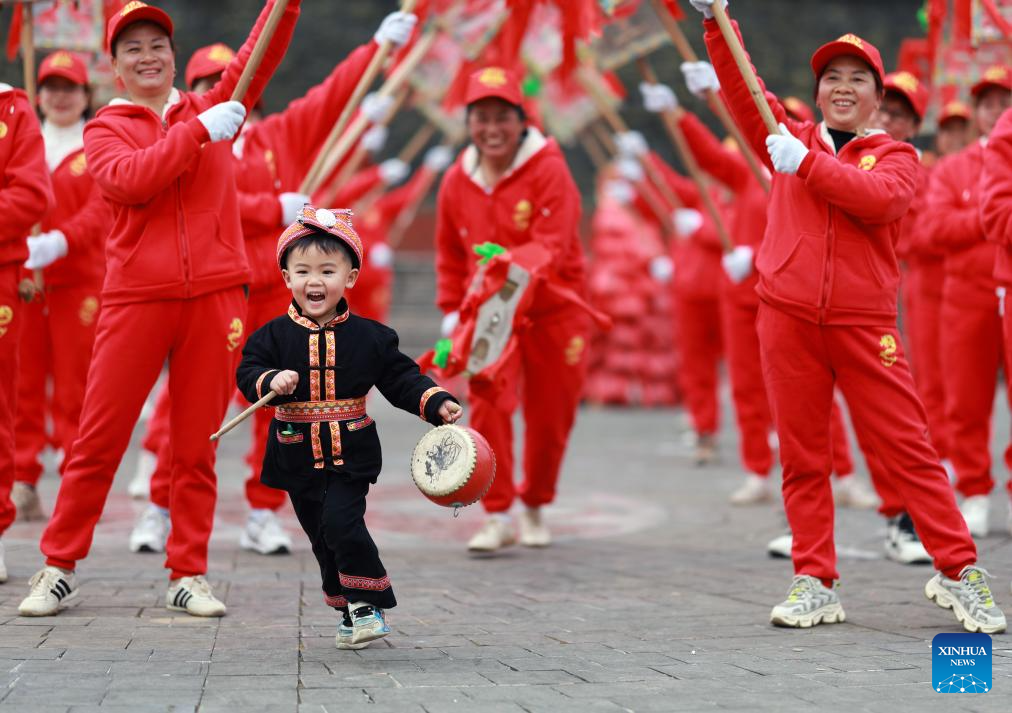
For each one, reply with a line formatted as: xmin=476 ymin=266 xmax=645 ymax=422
xmin=410 ymin=425 xmax=478 ymax=498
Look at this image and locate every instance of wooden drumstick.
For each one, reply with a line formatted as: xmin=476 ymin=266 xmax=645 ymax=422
xmin=210 ymin=391 xmax=276 ymax=441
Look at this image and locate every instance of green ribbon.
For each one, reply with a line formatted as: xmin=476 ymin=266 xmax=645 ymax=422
xmin=473 ymin=242 xmax=507 ymax=265
xmin=433 ymin=338 xmax=453 ymax=369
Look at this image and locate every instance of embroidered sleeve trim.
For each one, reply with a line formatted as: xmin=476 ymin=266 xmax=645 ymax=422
xmin=339 ymin=572 xmax=392 ymax=592
xmin=419 ymin=387 xmax=449 ymax=420
xmin=255 ymin=370 xmax=275 ymax=399
xmin=323 ymin=592 xmax=348 ymax=608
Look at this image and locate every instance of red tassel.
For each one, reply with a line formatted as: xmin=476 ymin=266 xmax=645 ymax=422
xmin=6 ymin=3 xmax=23 ymax=62
xmin=662 ymin=0 xmax=686 ymax=20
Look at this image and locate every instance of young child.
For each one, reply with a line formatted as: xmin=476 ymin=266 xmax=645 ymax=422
xmin=237 ymin=205 xmax=462 ymax=649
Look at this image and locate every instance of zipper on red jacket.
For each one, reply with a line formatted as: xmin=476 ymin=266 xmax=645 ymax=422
xmin=818 ymin=204 xmax=835 ymax=324
xmin=164 ymin=116 xmax=193 ymax=296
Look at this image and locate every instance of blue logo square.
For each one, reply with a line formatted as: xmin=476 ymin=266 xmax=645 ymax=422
xmin=932 ymin=633 xmax=992 ymax=693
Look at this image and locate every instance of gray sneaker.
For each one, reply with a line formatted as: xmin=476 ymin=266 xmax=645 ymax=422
xmin=925 ymin=566 xmax=1006 ymax=634
xmin=770 ymin=575 xmax=846 ymax=628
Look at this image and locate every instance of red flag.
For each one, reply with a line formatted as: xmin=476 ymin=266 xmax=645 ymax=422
xmin=662 ymin=0 xmax=685 ymax=20
xmin=5 ymin=3 xmax=23 ymax=62
xmin=980 ymin=0 xmax=1012 ymax=40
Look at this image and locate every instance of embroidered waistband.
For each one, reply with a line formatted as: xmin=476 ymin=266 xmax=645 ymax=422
xmin=275 ymin=397 xmax=367 ymax=423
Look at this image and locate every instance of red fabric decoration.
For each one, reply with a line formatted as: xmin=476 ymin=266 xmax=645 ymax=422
xmin=5 ymin=3 xmax=23 ymax=62
xmin=662 ymin=0 xmax=686 ymax=20
xmin=980 ymin=0 xmax=1012 ymax=40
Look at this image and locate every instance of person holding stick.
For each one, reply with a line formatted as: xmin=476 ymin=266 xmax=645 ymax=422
xmin=690 ymin=0 xmax=1005 ymax=632
xmin=18 ymin=0 xmax=302 ymax=618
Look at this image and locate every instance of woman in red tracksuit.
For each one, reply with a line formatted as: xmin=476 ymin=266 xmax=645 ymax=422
xmin=692 ymin=0 xmax=1003 ymax=632
xmin=11 ymin=52 xmax=110 ymax=524
xmin=0 ymin=81 xmax=53 ymax=584
xmin=17 ymin=0 xmax=301 ymax=618
xmin=924 ymin=66 xmax=1012 ymax=539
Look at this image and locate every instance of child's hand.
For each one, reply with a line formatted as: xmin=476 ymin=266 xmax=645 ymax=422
xmin=270 ymin=370 xmax=299 ymax=395
xmin=439 ymin=401 xmax=463 ymax=424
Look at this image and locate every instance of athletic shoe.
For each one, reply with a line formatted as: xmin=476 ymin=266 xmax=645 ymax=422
xmin=336 ymin=610 xmax=370 ymax=650
xmin=770 ymin=575 xmax=846 ymax=628
xmin=127 ymin=450 xmax=156 ymax=499
xmin=767 ymin=531 xmax=793 ymax=559
xmin=348 ymin=602 xmax=390 ymax=645
xmin=240 ymin=509 xmax=292 ymax=555
xmin=518 ymin=508 xmax=550 ymax=547
xmin=694 ymin=434 xmax=717 ymax=466
xmin=18 ymin=567 xmax=78 ymax=616
xmin=0 ymin=542 xmax=7 ymax=584
xmin=729 ymin=474 xmax=773 ymax=506
xmin=166 ymin=575 xmax=226 ymax=617
xmin=885 ymin=513 xmax=932 ymax=565
xmin=11 ymin=482 xmax=46 ymax=522
xmin=959 ymin=495 xmax=990 ymax=538
xmin=129 ymin=504 xmax=170 ymax=553
xmin=467 ymin=517 xmax=516 ymax=553
xmin=833 ymin=476 xmax=879 ymax=510
xmin=925 ymin=566 xmax=1006 ymax=634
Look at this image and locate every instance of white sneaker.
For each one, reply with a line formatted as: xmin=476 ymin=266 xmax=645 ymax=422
xmin=833 ymin=476 xmax=879 ymax=509
xmin=166 ymin=575 xmax=226 ymax=617
xmin=925 ymin=566 xmax=1006 ymax=634
xmin=884 ymin=513 xmax=932 ymax=565
xmin=467 ymin=516 xmax=517 ymax=552
xmin=729 ymin=475 xmax=773 ymax=506
xmin=18 ymin=566 xmax=78 ymax=616
xmin=770 ymin=575 xmax=845 ymax=628
xmin=11 ymin=482 xmax=46 ymax=522
xmin=960 ymin=495 xmax=990 ymax=538
xmin=519 ymin=508 xmax=551 ymax=547
xmin=0 ymin=541 xmax=7 ymax=584
xmin=348 ymin=601 xmax=390 ymax=645
xmin=129 ymin=505 xmax=170 ymax=553
xmin=767 ymin=531 xmax=793 ymax=559
xmin=128 ymin=450 xmax=156 ymax=499
xmin=240 ymin=509 xmax=292 ymax=555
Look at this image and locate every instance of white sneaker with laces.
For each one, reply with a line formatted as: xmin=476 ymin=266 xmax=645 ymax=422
xmin=18 ymin=566 xmax=78 ymax=616
xmin=519 ymin=508 xmax=551 ymax=547
xmin=925 ymin=566 xmax=1006 ymax=634
xmin=166 ymin=575 xmax=226 ymax=617
xmin=884 ymin=513 xmax=932 ymax=565
xmin=11 ymin=482 xmax=46 ymax=522
xmin=833 ymin=476 xmax=879 ymax=509
xmin=348 ymin=601 xmax=390 ymax=645
xmin=767 ymin=531 xmax=792 ymax=559
xmin=467 ymin=516 xmax=516 ymax=552
xmin=240 ymin=509 xmax=292 ymax=555
xmin=0 ymin=541 xmax=7 ymax=584
xmin=128 ymin=450 xmax=156 ymax=499
xmin=960 ymin=495 xmax=990 ymax=538
xmin=729 ymin=474 xmax=773 ymax=506
xmin=129 ymin=504 xmax=170 ymax=553
xmin=770 ymin=575 xmax=845 ymax=628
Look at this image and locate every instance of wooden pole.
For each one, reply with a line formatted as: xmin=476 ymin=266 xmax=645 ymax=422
xmin=578 ymin=129 xmax=607 ymax=171
xmin=230 ymin=0 xmax=291 ymax=102
xmin=19 ymin=2 xmax=42 ymax=301
xmin=328 ymin=88 xmax=411 ymax=197
xmin=211 ymin=391 xmax=276 ymax=441
xmin=398 ymin=121 xmax=437 ymax=164
xmin=710 ymin=2 xmax=780 ymax=135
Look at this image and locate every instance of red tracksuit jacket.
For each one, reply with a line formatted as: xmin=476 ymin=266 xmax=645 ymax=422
xmin=982 ymin=110 xmax=1012 ymax=284
xmin=435 ymin=129 xmax=586 ymax=314
xmin=83 ymin=0 xmax=300 ymax=306
xmin=0 ymin=87 xmax=53 ymax=267
xmin=705 ymin=20 xmax=919 ymax=326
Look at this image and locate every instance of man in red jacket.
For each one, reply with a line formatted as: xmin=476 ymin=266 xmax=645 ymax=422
xmin=18 ymin=0 xmax=301 ymax=618
xmin=435 ymin=67 xmax=589 ymax=552
xmin=925 ymin=65 xmax=1011 ymax=538
xmin=0 ymin=81 xmax=54 ymax=584
xmin=692 ymin=0 xmax=1004 ymax=633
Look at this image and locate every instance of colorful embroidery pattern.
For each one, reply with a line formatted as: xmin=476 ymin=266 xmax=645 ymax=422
xmin=324 ymin=592 xmax=348 ymax=608
xmin=275 ymin=398 xmax=367 ymax=423
xmin=255 ymin=370 xmax=274 ymax=399
xmin=346 ymin=416 xmax=374 ymax=431
xmin=311 ymin=422 xmax=323 ymax=469
xmin=339 ymin=572 xmax=391 ymax=591
xmin=276 ymin=430 xmax=304 ymax=444
xmin=419 ymin=387 xmax=448 ymax=420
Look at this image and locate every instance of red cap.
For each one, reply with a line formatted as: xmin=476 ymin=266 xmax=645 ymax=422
xmin=883 ymin=71 xmax=928 ymax=120
xmin=38 ymin=50 xmax=89 ymax=87
xmin=783 ymin=96 xmax=815 ymax=124
xmin=277 ymin=206 xmax=363 ymax=271
xmin=810 ymin=33 xmax=885 ymax=85
xmin=106 ymin=1 xmax=174 ymax=54
xmin=185 ymin=43 xmax=235 ymax=89
xmin=938 ymin=100 xmax=972 ymax=125
xmin=971 ymin=65 xmax=1012 ymax=98
xmin=464 ymin=66 xmax=523 ymax=107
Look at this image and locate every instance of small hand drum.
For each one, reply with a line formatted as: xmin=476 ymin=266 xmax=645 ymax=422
xmin=410 ymin=425 xmax=495 ymax=509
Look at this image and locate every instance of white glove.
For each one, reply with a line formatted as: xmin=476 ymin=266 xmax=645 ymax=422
xmin=681 ymin=61 xmax=720 ymax=97
xmin=616 ymin=157 xmax=644 ymax=183
xmin=424 ymin=145 xmax=453 ymax=173
xmin=361 ymin=124 xmax=388 ymax=154
xmin=721 ymin=245 xmax=754 ymax=283
xmin=440 ymin=310 xmax=459 ymax=337
xmin=197 ymin=101 xmax=247 ymax=142
xmin=649 ymin=255 xmax=675 ymax=283
xmin=24 ymin=229 xmax=68 ymax=270
xmin=673 ymin=208 xmax=703 ymax=237
xmin=640 ymin=82 xmax=678 ymax=113
xmin=603 ymin=179 xmax=635 ymax=206
xmin=279 ymin=192 xmax=310 ymax=226
xmin=361 ymin=92 xmax=395 ymax=124
xmin=615 ymin=130 xmax=648 ymax=158
xmin=374 ymin=11 xmax=417 ymax=47
xmin=688 ymin=0 xmax=727 ymax=19
xmin=766 ymin=122 xmax=809 ymax=175
xmin=369 ymin=242 xmax=394 ymax=268
xmin=379 ymin=158 xmax=409 ymax=185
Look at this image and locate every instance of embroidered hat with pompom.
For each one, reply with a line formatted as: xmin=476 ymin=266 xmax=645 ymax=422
xmin=276 ymin=205 xmax=364 ymax=270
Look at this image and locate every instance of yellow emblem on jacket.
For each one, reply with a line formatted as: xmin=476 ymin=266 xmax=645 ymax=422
xmin=879 ymin=334 xmax=898 ymax=367
xmin=565 ymin=336 xmax=586 ymax=366
xmin=0 ymin=121 xmax=7 ymax=140
xmin=859 ymin=155 xmax=877 ymax=171
xmin=0 ymin=305 xmax=12 ymax=339
xmin=79 ymin=296 xmax=98 ymax=326
xmin=226 ymin=317 xmax=244 ymax=352
xmin=513 ymin=199 xmax=532 ymax=231
xmin=70 ymin=152 xmax=87 ymax=177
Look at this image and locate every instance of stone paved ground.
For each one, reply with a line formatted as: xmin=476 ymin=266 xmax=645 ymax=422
xmin=2 ymin=383 xmax=1012 ymax=712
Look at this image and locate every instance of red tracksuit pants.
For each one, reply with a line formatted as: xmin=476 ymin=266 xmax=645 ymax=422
xmin=903 ymin=261 xmax=949 ymax=459
xmin=474 ymin=307 xmax=590 ymax=513
xmin=41 ymin=288 xmax=246 ymax=578
xmin=0 ymin=266 xmax=25 ymax=536
xmin=756 ymin=303 xmax=975 ymax=582
xmin=673 ymin=294 xmax=721 ymax=436
xmin=14 ymin=285 xmax=100 ymax=486
xmin=940 ymin=277 xmax=1009 ymax=498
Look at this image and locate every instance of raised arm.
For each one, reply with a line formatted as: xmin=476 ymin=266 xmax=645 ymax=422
xmin=983 ymin=109 xmax=1012 ymax=248
xmin=374 ymin=325 xmax=457 ymax=425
